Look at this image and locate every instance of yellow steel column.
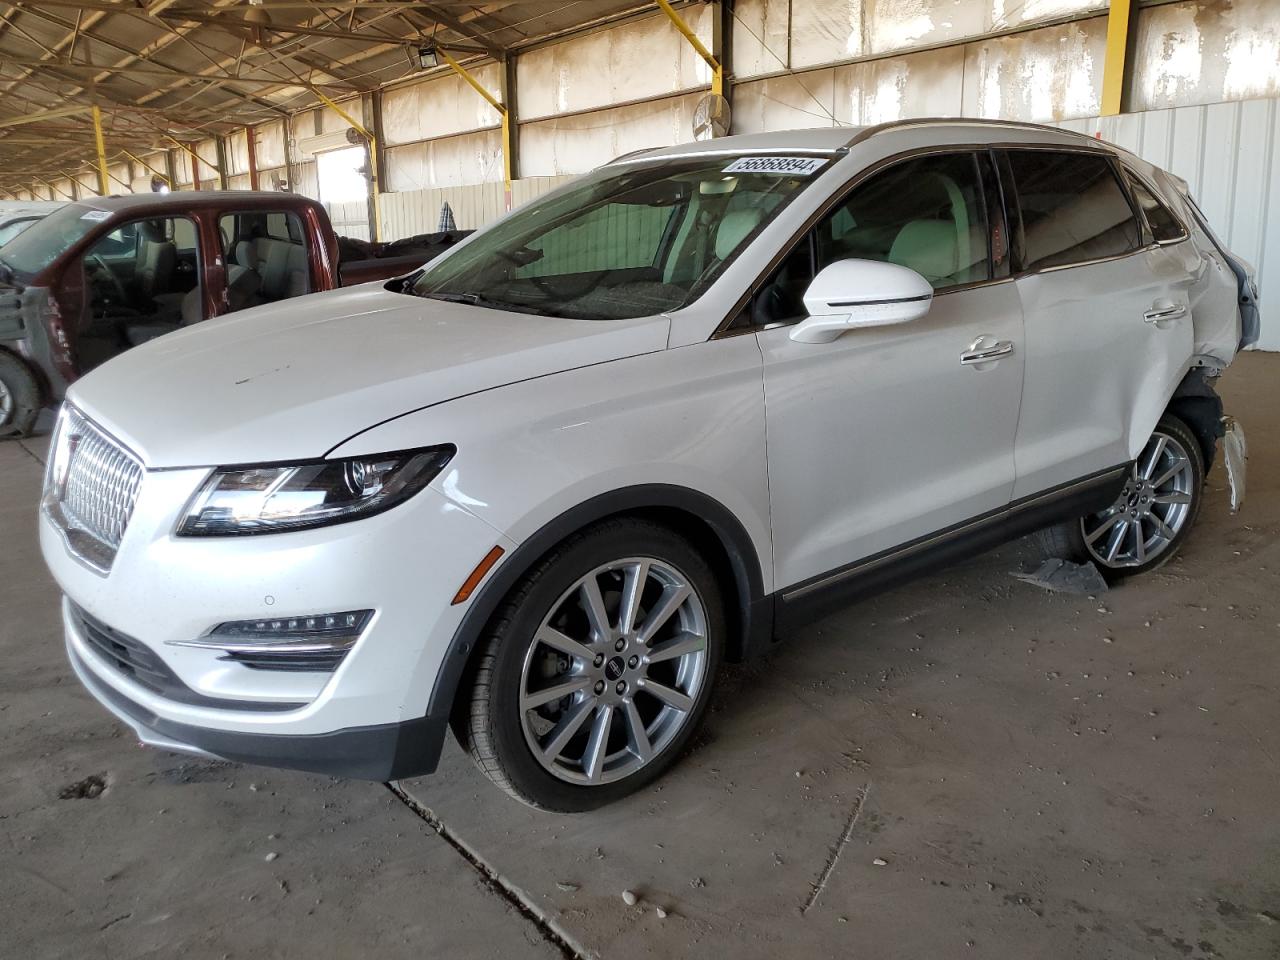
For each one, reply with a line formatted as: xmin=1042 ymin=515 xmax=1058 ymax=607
xmin=311 ymin=88 xmax=382 ymax=243
xmin=92 ymin=105 xmax=110 ymax=196
xmin=436 ymin=47 xmax=512 ymax=206
xmin=656 ymin=0 xmax=722 ymax=97
xmin=1101 ymin=0 xmax=1133 ymax=117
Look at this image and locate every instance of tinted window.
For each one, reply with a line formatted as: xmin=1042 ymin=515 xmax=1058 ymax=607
xmin=744 ymin=152 xmax=991 ymax=328
xmin=1007 ymin=151 xmax=1141 ymax=270
xmin=1124 ymin=171 xmax=1186 ymax=243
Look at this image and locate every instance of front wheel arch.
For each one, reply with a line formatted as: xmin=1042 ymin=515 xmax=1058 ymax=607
xmin=427 ymin=485 xmax=770 ymax=729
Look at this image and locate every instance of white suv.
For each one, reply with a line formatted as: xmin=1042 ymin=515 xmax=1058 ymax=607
xmin=40 ymin=121 xmax=1256 ymax=810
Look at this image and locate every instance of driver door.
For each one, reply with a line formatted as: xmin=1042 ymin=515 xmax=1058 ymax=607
xmin=752 ymin=150 xmax=1026 ymax=597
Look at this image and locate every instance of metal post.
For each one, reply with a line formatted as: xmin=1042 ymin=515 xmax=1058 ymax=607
xmin=92 ymin=104 xmax=110 ymax=196
xmin=656 ymin=0 xmax=722 ymax=97
xmin=1101 ymin=0 xmax=1134 ymax=117
xmin=215 ymin=136 xmax=230 ymax=190
xmin=246 ymin=124 xmax=260 ymax=190
xmin=500 ymin=55 xmax=519 ymax=210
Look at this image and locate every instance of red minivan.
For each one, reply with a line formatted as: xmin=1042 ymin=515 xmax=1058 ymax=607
xmin=0 ymin=191 xmax=463 ymax=436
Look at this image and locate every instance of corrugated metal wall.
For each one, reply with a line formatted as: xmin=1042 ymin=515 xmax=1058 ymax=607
xmin=1055 ymin=96 xmax=1279 ymax=349
xmin=378 ymin=175 xmax=575 ymax=237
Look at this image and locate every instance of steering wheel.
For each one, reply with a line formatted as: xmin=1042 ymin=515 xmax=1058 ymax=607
xmin=89 ymin=253 xmax=128 ymax=302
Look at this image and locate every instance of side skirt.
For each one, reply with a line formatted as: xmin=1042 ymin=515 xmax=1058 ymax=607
xmin=772 ymin=464 xmax=1130 ymax=634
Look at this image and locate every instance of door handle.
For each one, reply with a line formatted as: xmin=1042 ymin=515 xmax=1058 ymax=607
xmin=1144 ymin=300 xmax=1187 ymax=324
xmin=960 ymin=337 xmax=1014 ymax=365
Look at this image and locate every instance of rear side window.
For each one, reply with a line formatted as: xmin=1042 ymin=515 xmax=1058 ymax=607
xmin=1006 ymin=151 xmax=1141 ymax=270
xmin=1124 ymin=171 xmax=1187 ymax=243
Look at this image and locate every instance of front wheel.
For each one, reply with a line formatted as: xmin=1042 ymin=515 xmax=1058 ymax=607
xmin=458 ymin=519 xmax=724 ymax=811
xmin=0 ymin=351 xmax=41 ymax=438
xmin=1039 ymin=414 xmax=1205 ymax=579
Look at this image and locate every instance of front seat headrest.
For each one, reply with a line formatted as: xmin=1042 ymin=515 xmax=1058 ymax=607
xmin=715 ymin=208 xmax=765 ymax=261
xmin=888 ymin=220 xmax=959 ymax=284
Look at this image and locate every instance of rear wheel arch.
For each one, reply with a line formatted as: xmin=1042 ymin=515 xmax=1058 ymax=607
xmin=1168 ymin=366 xmax=1224 ymax=472
xmin=427 ymin=485 xmax=770 ymax=727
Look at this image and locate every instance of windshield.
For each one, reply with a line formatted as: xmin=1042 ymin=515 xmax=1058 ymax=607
xmin=0 ymin=203 xmax=107 ymax=277
xmin=409 ymin=154 xmax=829 ymax=320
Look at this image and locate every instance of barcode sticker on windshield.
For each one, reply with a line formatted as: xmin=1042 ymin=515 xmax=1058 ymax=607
xmin=723 ymin=156 xmax=828 ymax=176
xmin=80 ymin=210 xmax=110 ymax=221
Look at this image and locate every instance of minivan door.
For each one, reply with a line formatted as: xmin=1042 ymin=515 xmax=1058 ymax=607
xmin=1002 ymin=149 xmax=1194 ymax=501
xmin=753 ymin=151 xmax=1025 ymax=595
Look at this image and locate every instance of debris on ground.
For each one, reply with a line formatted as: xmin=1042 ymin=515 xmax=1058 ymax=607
xmin=872 ymin=857 xmax=888 ymax=866
xmin=58 ymin=774 xmax=106 ymax=799
xmin=1012 ymin=559 xmax=1108 ymax=595
xmin=655 ymin=906 xmax=669 ymax=919
xmin=264 ymin=851 xmax=279 ymax=862
xmin=555 ymin=881 xmax=579 ymax=893
xmin=622 ymin=889 xmax=638 ymax=906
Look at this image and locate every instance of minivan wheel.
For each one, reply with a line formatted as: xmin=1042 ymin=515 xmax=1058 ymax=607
xmin=1038 ymin=414 xmax=1205 ymax=580
xmin=0 ymin=351 xmax=40 ymax=438
xmin=459 ymin=518 xmax=724 ymax=811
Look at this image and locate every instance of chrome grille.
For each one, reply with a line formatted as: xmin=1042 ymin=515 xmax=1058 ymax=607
xmin=44 ymin=406 xmax=144 ymax=572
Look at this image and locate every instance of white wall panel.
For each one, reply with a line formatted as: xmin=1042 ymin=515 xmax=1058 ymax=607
xmin=962 ymin=18 xmax=1105 ymax=121
xmin=256 ymin=121 xmax=287 ymax=169
xmin=520 ymin=92 xmax=704 ymax=177
xmin=383 ymin=66 xmax=502 ymax=145
xmin=384 ymin=130 xmax=504 ymax=192
xmin=833 ymin=44 xmax=966 ymax=124
xmin=517 ymin=10 xmax=712 ymax=122
xmin=227 ymin=130 xmax=250 ymax=176
xmin=1057 ymin=96 xmax=1280 ymax=350
xmin=1132 ymin=0 xmax=1280 ymax=112
xmin=733 ymin=0 xmax=792 ymax=79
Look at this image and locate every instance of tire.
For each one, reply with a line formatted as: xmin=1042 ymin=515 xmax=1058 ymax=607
xmin=0 ymin=351 xmax=41 ymax=438
xmin=1036 ymin=413 xmax=1206 ymax=581
xmin=458 ymin=518 xmax=725 ymax=811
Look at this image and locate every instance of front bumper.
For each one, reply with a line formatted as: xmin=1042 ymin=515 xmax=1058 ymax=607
xmin=1222 ymin=416 xmax=1247 ymax=512
xmin=43 ymin=463 xmax=514 ymax=779
xmin=68 ymin=641 xmax=447 ymax=779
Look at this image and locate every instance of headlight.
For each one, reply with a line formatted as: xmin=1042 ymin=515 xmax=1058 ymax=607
xmin=177 ymin=446 xmax=455 ymax=536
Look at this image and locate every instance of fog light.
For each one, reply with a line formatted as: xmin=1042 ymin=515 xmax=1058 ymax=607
xmin=168 ymin=610 xmax=373 ymax=672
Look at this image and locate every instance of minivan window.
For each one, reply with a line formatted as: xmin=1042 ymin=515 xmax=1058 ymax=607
xmin=1124 ymin=171 xmax=1186 ymax=244
xmin=409 ymin=156 xmax=825 ymax=321
xmin=1006 ymin=151 xmax=1141 ymax=271
xmin=0 ymin=203 xmax=109 ymax=276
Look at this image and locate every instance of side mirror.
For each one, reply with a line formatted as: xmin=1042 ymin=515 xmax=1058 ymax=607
xmin=790 ymin=258 xmax=933 ymax=343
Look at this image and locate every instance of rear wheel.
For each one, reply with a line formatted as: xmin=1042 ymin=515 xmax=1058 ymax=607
xmin=1038 ymin=414 xmax=1205 ymax=579
xmin=459 ymin=519 xmax=724 ymax=811
xmin=0 ymin=351 xmax=40 ymax=438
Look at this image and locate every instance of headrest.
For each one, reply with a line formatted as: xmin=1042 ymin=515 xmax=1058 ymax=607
xmin=715 ymin=208 xmax=765 ymax=261
xmin=137 ymin=219 xmax=167 ymax=243
xmin=888 ymin=220 xmax=958 ymax=283
xmin=235 ymin=239 xmax=257 ymax=267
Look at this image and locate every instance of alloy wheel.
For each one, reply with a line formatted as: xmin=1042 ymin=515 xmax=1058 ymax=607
xmin=1081 ymin=430 xmax=1196 ymax=568
xmin=518 ymin=556 xmax=710 ymax=786
xmin=0 ymin=377 xmax=12 ymax=427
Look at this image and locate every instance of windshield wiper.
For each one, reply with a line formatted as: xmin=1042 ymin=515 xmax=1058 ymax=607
xmin=424 ymin=291 xmax=481 ymax=305
xmin=422 ymin=290 xmax=553 ymax=316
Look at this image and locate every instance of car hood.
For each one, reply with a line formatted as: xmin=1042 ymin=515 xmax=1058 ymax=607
xmin=68 ymin=284 xmax=671 ymax=468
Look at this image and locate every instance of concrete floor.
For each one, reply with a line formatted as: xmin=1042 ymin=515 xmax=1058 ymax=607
xmin=3 ymin=352 xmax=1278 ymax=960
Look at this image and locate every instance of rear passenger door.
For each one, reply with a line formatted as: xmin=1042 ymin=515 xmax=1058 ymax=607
xmin=1002 ymin=149 xmax=1194 ymax=500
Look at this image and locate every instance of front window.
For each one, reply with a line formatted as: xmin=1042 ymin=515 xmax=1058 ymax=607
xmin=408 ymin=155 xmax=830 ymax=320
xmin=0 ymin=216 xmax=41 ymax=247
xmin=0 ymin=203 xmax=111 ymax=277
